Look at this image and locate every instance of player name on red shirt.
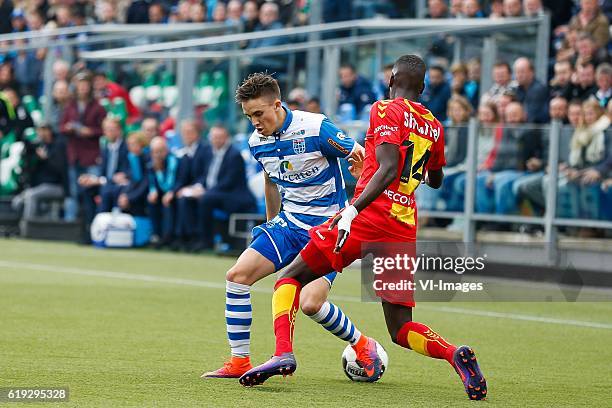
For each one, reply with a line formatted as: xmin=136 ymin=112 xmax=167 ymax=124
xmin=352 ymin=98 xmax=446 ymax=242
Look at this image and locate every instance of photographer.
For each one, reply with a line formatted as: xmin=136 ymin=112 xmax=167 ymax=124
xmin=11 ymin=124 xmax=67 ymax=220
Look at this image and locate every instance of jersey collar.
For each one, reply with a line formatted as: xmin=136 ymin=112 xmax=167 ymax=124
xmin=273 ymin=106 xmax=293 ymax=137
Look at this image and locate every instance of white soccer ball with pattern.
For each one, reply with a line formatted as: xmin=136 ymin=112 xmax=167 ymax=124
xmin=341 ymin=341 xmax=388 ymax=382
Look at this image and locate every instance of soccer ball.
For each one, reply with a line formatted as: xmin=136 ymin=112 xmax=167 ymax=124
xmin=341 ymin=341 xmax=388 ymax=382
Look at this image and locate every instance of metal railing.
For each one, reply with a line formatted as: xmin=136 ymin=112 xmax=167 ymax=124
xmin=79 ymin=16 xmax=549 ymax=131
xmin=340 ymin=118 xmax=612 ymax=268
xmin=0 ymin=22 xmax=237 ymax=122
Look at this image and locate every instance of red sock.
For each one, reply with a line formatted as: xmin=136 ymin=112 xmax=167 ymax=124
xmin=272 ymin=278 xmax=302 ymax=356
xmin=396 ymin=321 xmax=457 ymax=364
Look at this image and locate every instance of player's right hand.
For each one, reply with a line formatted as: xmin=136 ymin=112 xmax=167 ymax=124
xmin=328 ymin=205 xmax=358 ymax=253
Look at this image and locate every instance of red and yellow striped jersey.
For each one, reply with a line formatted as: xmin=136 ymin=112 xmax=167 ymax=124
xmin=352 ymin=98 xmax=446 ymax=241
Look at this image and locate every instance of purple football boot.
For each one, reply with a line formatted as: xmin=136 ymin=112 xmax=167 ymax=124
xmin=239 ymin=352 xmax=297 ymax=387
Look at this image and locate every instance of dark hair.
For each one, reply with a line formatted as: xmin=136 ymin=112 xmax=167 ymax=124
xmin=340 ymin=63 xmax=356 ymax=72
xmin=429 ymin=65 xmax=445 ymax=75
xmin=235 ymin=72 xmax=281 ymax=103
xmin=307 ymin=97 xmax=320 ymax=105
xmin=493 ymin=61 xmax=511 ymax=72
xmin=568 ymin=98 xmax=583 ymax=107
xmin=287 ymin=99 xmax=300 ymax=107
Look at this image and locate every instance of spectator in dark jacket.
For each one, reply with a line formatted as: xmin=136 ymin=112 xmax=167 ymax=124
xmin=117 ymin=132 xmax=149 ymax=216
xmin=323 ymin=0 xmax=353 ymax=22
xmin=421 ymin=65 xmax=452 ymax=122
xmin=0 ymin=89 xmax=15 ymax=138
xmin=61 ymin=72 xmax=106 ymax=221
xmin=11 ymin=124 xmax=66 ymax=220
xmin=78 ymin=116 xmax=129 ymax=225
xmin=126 ymin=0 xmax=150 ymax=24
xmin=550 ymin=60 xmax=574 ymax=100
xmin=172 ymin=119 xmax=207 ymax=250
xmin=2 ymin=87 xmax=33 ymax=139
xmin=0 ymin=0 xmax=14 ymax=34
xmin=246 ymin=3 xmax=287 ymax=71
xmin=194 ymin=125 xmax=255 ymax=250
xmin=570 ymin=62 xmax=598 ymax=101
xmin=147 ymin=136 xmax=178 ymax=248
xmin=512 ymin=57 xmax=549 ymax=123
xmin=338 ymin=64 xmax=377 ymax=118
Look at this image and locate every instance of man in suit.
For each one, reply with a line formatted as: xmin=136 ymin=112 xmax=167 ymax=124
xmin=172 ymin=119 xmax=207 ymax=250
xmin=193 ymin=125 xmax=256 ymax=251
xmin=78 ymin=116 xmax=129 ymax=225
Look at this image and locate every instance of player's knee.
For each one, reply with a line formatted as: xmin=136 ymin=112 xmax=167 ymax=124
xmin=226 ymin=264 xmax=251 ymax=285
xmin=299 ymin=293 xmax=323 ymax=316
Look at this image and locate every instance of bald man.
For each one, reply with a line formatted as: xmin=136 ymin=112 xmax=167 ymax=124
xmin=512 ymin=57 xmax=549 ymax=123
xmin=148 ymin=137 xmax=179 ymax=248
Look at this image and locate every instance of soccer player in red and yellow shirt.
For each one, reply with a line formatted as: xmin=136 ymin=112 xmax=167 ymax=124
xmin=240 ymin=55 xmax=487 ymax=401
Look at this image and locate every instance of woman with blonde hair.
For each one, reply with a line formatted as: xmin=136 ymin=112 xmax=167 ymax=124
xmin=116 ymin=131 xmax=150 ymax=216
xmin=559 ymin=98 xmax=610 ymax=222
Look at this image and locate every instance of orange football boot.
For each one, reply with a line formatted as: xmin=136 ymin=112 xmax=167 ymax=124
xmin=353 ymin=336 xmax=384 ymax=381
xmin=201 ymin=356 xmax=252 ymax=378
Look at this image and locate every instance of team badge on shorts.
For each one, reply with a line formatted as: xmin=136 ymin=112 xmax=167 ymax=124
xmin=293 ymin=138 xmax=306 ymax=154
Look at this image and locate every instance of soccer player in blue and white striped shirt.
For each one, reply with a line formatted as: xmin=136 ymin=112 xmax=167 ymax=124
xmin=202 ymin=73 xmax=377 ymax=379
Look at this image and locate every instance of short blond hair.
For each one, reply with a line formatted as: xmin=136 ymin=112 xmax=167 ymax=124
xmin=127 ymin=131 xmax=148 ymax=148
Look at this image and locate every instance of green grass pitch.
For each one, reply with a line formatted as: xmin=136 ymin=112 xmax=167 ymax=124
xmin=1 ymin=239 xmax=612 ymax=407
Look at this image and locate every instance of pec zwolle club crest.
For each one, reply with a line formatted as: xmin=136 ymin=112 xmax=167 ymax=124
xmin=293 ymin=138 xmax=306 ymax=154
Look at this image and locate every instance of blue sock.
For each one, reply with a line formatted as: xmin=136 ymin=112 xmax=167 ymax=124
xmin=310 ymin=301 xmax=361 ymax=345
xmin=225 ymin=280 xmax=252 ymax=357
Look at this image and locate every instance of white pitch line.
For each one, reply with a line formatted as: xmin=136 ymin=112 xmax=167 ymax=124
xmin=1 ymin=260 xmax=612 ymax=330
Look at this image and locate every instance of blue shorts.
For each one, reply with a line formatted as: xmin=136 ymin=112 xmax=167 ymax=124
xmin=250 ymin=213 xmax=337 ymax=286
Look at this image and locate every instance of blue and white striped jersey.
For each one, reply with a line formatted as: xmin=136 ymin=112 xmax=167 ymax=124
xmin=248 ymin=108 xmax=355 ymax=230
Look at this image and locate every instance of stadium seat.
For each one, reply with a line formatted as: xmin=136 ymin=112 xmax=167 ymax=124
xmin=144 ymin=73 xmax=162 ymax=103
xmin=110 ymin=97 xmax=128 ymax=127
xmin=99 ymin=97 xmax=111 ymax=113
xmin=159 ymin=72 xmax=178 ymax=108
xmin=22 ymin=95 xmax=39 ymax=113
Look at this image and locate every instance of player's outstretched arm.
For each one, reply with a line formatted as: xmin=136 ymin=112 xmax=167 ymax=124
xmin=264 ymin=172 xmax=281 ymax=221
xmin=329 ymin=143 xmax=399 ymax=252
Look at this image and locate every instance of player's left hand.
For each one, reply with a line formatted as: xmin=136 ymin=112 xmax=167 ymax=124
xmin=328 ymin=205 xmax=358 ymax=253
xmin=348 ymin=157 xmax=363 ymax=179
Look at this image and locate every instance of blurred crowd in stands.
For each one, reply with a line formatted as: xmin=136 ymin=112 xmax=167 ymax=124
xmin=0 ymin=0 xmax=611 ymax=247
